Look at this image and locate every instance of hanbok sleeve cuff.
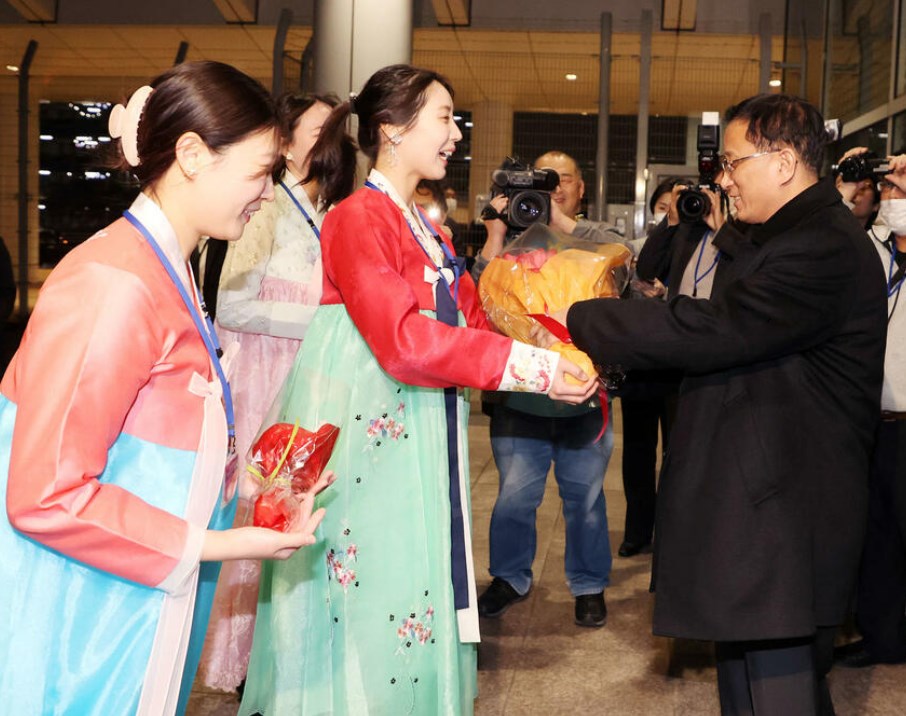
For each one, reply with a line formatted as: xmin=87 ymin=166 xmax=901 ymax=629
xmin=496 ymin=342 xmax=561 ymax=394
xmin=155 ymin=522 xmax=205 ymax=595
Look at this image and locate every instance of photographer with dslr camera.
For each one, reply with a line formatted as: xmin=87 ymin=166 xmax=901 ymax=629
xmin=636 ymin=120 xmax=736 ymax=301
xmin=473 ymin=151 xmax=627 ymax=628
xmin=834 ymin=147 xmax=906 ymax=669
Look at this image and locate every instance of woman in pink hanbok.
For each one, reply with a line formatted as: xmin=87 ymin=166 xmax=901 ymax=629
xmin=0 ymin=61 xmax=329 ymax=716
xmin=197 ymin=93 xmax=356 ymax=693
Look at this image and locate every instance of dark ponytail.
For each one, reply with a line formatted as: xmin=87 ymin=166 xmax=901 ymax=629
xmin=303 ymin=100 xmax=358 ymax=210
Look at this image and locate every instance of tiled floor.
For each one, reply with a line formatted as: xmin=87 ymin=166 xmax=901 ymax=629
xmin=189 ymin=399 xmax=906 ymax=715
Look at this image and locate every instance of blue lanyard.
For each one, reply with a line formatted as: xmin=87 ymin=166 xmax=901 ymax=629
xmin=364 ymin=181 xmax=460 ymax=302
xmin=887 ymin=245 xmax=904 ymax=298
xmin=279 ymin=180 xmax=320 ymax=240
xmin=692 ymin=230 xmax=720 ymax=298
xmin=124 ymin=211 xmax=235 ymax=446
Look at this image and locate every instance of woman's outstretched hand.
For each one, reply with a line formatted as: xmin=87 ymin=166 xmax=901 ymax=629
xmin=202 ymin=470 xmax=337 ymax=562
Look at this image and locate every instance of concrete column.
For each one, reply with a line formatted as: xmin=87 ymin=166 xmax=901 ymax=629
xmin=594 ymin=12 xmax=612 ymax=222
xmin=313 ymin=0 xmax=412 ymax=98
xmin=468 ymin=100 xmax=513 ymax=221
xmin=633 ymin=10 xmax=652 ymax=240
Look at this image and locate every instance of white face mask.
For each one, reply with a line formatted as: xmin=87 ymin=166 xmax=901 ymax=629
xmin=878 ymin=198 xmax=906 ymax=235
xmin=445 ymin=197 xmax=458 ymax=213
xmin=652 ymin=211 xmax=666 ymax=225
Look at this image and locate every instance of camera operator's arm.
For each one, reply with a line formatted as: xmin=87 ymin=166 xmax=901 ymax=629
xmin=834 ymin=146 xmax=870 ymax=204
xmin=472 ymin=194 xmax=509 ymax=283
xmin=549 ymin=200 xmax=625 ymax=245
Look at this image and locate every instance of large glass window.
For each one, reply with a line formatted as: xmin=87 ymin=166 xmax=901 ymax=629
xmin=825 ymin=0 xmax=894 ymax=122
xmin=39 ymin=101 xmax=138 ymax=268
xmin=511 ymin=113 xmax=689 ymax=209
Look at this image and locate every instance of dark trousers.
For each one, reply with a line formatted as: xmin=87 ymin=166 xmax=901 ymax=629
xmin=855 ymin=419 xmax=906 ymax=660
xmin=715 ymin=627 xmax=837 ymax=716
xmin=619 ymin=395 xmax=672 ymax=545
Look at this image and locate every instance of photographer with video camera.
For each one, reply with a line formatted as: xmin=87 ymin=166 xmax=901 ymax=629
xmin=473 ymin=151 xmax=626 ymax=628
xmin=474 ymin=152 xmax=627 ymax=277
xmin=834 ymin=147 xmax=906 ymax=669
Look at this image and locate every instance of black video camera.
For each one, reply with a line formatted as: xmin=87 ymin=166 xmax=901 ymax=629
xmin=485 ymin=158 xmax=560 ymax=231
xmin=832 ymin=152 xmax=891 ymax=183
xmin=677 ymin=122 xmax=722 ymax=224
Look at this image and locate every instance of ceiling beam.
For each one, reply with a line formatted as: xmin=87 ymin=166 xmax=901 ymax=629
xmin=6 ymin=0 xmax=57 ymax=22
xmin=212 ymin=0 xmax=257 ymax=24
xmin=432 ymin=0 xmax=470 ymax=27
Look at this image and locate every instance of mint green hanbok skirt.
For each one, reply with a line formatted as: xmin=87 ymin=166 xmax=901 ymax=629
xmin=239 ymin=305 xmax=477 ymax=715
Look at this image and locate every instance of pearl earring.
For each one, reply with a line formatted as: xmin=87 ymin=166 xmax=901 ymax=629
xmin=286 ymin=151 xmax=294 ymax=162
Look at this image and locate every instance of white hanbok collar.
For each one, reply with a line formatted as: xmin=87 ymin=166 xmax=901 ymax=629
xmin=367 ymin=169 xmax=444 ymax=266
xmin=129 ymin=192 xmax=193 ymax=293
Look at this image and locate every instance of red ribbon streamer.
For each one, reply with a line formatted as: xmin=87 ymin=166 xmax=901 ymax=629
xmin=526 ymin=313 xmax=609 ymax=442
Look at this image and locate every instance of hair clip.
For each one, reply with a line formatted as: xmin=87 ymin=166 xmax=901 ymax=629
xmin=109 ymin=85 xmax=153 ymax=167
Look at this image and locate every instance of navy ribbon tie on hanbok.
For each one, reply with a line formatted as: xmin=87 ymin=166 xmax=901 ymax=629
xmin=434 ymin=252 xmax=470 ymax=610
xmin=365 ymin=181 xmax=471 ymax=610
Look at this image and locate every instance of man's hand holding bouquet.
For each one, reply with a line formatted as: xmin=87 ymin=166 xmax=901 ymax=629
xmin=478 ymin=222 xmax=631 ymax=383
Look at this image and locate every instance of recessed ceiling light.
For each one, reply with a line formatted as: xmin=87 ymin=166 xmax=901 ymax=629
xmin=769 ymin=79 xmax=782 ymax=87
xmin=565 ymin=73 xmax=578 ymax=81
xmin=6 ymin=65 xmax=19 ymax=72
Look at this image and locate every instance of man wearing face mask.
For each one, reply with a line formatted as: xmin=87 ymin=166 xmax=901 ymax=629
xmin=835 ymin=149 xmax=906 ymax=668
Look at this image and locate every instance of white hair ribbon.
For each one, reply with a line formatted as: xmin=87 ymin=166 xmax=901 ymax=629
xmin=108 ymin=85 xmax=153 ymax=167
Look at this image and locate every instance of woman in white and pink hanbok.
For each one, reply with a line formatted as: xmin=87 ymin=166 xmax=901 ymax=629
xmin=197 ymin=92 xmax=356 ymax=693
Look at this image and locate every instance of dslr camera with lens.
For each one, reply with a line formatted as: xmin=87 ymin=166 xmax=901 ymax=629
xmin=831 ymin=151 xmax=891 ymax=183
xmin=676 ymin=117 xmax=722 ymax=224
xmin=483 ymin=157 xmax=560 ymax=233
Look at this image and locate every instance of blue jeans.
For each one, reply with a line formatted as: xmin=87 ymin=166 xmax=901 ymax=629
xmin=488 ymin=404 xmax=613 ymax=597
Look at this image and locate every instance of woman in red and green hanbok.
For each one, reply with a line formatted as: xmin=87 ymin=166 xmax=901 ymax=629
xmin=240 ymin=64 xmax=597 ymax=716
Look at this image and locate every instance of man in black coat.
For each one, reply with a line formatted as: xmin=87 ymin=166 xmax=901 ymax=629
xmin=566 ymin=94 xmax=887 ymax=715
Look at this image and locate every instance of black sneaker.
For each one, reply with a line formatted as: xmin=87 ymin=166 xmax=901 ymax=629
xmin=835 ymin=639 xmax=906 ymax=668
xmin=574 ymin=592 xmax=607 ymax=627
xmin=477 ymin=578 xmax=528 ymax=618
xmin=617 ymin=540 xmax=652 ymax=558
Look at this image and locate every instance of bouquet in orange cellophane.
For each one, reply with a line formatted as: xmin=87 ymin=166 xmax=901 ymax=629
xmin=247 ymin=421 xmax=340 ymax=532
xmin=478 ymin=223 xmax=631 ymax=381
